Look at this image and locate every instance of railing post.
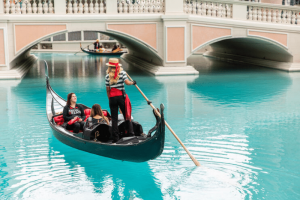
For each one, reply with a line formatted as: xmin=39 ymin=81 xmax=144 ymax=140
xmin=0 ymin=0 xmax=4 ymax=14
xmin=165 ymin=0 xmax=184 ymax=14
xmin=106 ymin=0 xmax=118 ymax=14
xmin=54 ymin=0 xmax=66 ymax=14
xmin=232 ymin=5 xmax=248 ymax=20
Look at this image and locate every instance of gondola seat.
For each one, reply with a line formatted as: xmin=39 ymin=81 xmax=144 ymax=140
xmin=53 ymin=115 xmax=64 ymax=125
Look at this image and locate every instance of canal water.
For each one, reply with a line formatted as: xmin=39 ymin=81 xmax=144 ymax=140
xmin=0 ymin=53 xmax=299 ymax=199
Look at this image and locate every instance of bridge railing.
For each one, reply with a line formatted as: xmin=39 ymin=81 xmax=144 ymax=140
xmin=117 ymin=0 xmax=165 ymax=14
xmin=246 ymin=2 xmax=300 ymax=25
xmin=183 ymin=0 xmax=232 ymax=18
xmin=66 ymin=0 xmax=106 ymax=14
xmin=183 ymin=0 xmax=300 ymax=25
xmin=4 ymin=0 xmax=54 ymax=14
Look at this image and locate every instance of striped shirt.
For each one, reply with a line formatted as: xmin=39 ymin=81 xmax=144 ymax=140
xmin=105 ymin=71 xmax=128 ymax=91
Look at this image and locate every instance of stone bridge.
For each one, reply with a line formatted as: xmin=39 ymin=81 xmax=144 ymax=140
xmin=1 ymin=0 xmax=300 ymax=79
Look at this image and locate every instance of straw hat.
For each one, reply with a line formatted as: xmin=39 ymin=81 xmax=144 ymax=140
xmin=106 ymin=58 xmax=122 ymax=67
xmin=96 ymin=39 xmax=100 ymax=42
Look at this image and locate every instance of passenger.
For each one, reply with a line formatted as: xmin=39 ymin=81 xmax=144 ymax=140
xmin=112 ymin=45 xmax=123 ymax=53
xmin=85 ymin=104 xmax=109 ymax=128
xmin=111 ymin=44 xmax=118 ymax=52
xmin=63 ymin=93 xmax=86 ymax=133
xmin=99 ymin=45 xmax=106 ymax=53
xmin=94 ymin=39 xmax=100 ymax=51
xmin=105 ymin=58 xmax=137 ymax=142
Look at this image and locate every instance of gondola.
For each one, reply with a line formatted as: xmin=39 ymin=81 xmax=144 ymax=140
xmin=80 ymin=44 xmax=126 ymax=56
xmin=44 ymin=61 xmax=165 ymax=162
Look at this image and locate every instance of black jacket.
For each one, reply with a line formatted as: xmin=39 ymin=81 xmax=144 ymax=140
xmin=63 ymin=104 xmax=86 ymax=122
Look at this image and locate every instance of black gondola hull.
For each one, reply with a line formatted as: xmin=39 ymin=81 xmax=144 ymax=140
xmin=81 ymin=47 xmax=126 ymax=56
xmin=45 ymin=61 xmax=165 ymax=162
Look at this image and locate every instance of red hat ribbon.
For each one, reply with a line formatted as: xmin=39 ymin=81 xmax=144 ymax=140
xmin=109 ymin=62 xmax=120 ymax=79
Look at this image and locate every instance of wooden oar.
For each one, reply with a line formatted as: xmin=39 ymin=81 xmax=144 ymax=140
xmin=126 ymin=73 xmax=201 ymax=167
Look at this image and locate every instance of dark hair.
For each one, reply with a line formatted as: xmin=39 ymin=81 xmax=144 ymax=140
xmin=67 ymin=93 xmax=75 ymax=106
xmin=100 ymin=45 xmax=103 ymax=48
xmin=112 ymin=45 xmax=117 ymax=51
xmin=91 ymin=104 xmax=109 ymax=124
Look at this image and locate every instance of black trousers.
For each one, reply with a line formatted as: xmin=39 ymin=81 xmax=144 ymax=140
xmin=109 ymin=95 xmax=134 ymax=139
xmin=66 ymin=121 xmax=85 ymax=133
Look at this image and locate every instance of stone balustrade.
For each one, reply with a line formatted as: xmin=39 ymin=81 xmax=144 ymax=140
xmin=117 ymin=0 xmax=165 ymax=14
xmin=4 ymin=0 xmax=54 ymax=14
xmin=66 ymin=0 xmax=106 ymax=14
xmin=247 ymin=3 xmax=300 ymax=25
xmin=183 ymin=0 xmax=232 ymax=18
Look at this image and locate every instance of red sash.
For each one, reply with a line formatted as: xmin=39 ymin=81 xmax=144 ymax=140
xmin=109 ymin=88 xmax=123 ymax=98
xmin=109 ymin=88 xmax=132 ymax=121
xmin=68 ymin=117 xmax=79 ymax=125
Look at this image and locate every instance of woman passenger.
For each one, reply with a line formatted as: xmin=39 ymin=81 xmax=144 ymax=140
xmin=63 ymin=93 xmax=86 ymax=133
xmin=111 ymin=44 xmax=118 ymax=52
xmin=85 ymin=104 xmax=109 ymax=128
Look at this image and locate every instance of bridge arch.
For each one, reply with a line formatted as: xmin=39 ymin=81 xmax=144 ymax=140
xmin=12 ymin=23 xmax=163 ymax=70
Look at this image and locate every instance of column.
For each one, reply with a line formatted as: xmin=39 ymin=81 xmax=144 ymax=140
xmin=54 ymin=0 xmax=66 ymax=14
xmin=0 ymin=0 xmax=4 ymax=14
xmin=106 ymin=0 xmax=118 ymax=14
xmin=165 ymin=0 xmax=184 ymax=14
xmin=232 ymin=5 xmax=247 ymax=20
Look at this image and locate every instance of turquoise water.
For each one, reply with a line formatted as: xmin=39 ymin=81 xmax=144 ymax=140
xmin=0 ymin=53 xmax=300 ymax=199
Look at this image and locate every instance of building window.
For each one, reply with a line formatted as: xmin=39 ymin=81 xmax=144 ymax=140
xmin=53 ymin=33 xmax=66 ymax=41
xmin=84 ymin=31 xmax=98 ymax=40
xmin=68 ymin=31 xmax=81 ymax=41
xmin=43 ymin=38 xmax=51 ymax=42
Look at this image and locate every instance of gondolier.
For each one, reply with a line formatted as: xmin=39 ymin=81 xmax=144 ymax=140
xmin=105 ymin=58 xmax=136 ymax=143
xmin=94 ymin=39 xmax=100 ymax=51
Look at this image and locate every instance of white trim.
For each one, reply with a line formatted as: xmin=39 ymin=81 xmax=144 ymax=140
xmin=13 ymin=23 xmax=68 ymax=56
xmin=165 ymin=25 xmax=186 ymax=63
xmin=190 ymin=24 xmax=233 ymax=54
xmin=0 ymin=26 xmax=9 ymax=67
xmin=247 ymin=29 xmax=289 ymax=50
xmin=106 ymin=22 xmax=158 ymax=52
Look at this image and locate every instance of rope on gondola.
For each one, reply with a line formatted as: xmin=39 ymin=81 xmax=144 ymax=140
xmin=126 ymin=73 xmax=201 ymax=167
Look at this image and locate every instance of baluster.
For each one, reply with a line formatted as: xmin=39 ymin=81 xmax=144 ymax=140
xmin=287 ymin=10 xmax=292 ymax=24
xmin=38 ymin=0 xmax=43 ymax=13
xmin=187 ymin=1 xmax=192 ymax=14
xmin=128 ymin=1 xmax=133 ymax=13
xmin=27 ymin=0 xmax=32 ymax=14
xmin=217 ymin=4 xmax=222 ymax=18
xmin=212 ymin=3 xmax=216 ymax=17
xmin=16 ymin=1 xmax=21 ymax=14
xmin=134 ymin=2 xmax=138 ymax=13
xmin=252 ymin=7 xmax=257 ymax=21
xmin=141 ymin=0 xmax=146 ymax=13
xmin=73 ymin=0 xmax=78 ymax=14
xmin=248 ymin=6 xmax=253 ymax=20
xmin=272 ymin=9 xmax=277 ymax=23
xmin=49 ymin=0 xmax=53 ymax=13
xmin=124 ymin=0 xmax=128 ymax=13
xmin=43 ymin=0 xmax=49 ymax=14
xmin=160 ymin=0 xmax=164 ymax=13
xmin=266 ymin=8 xmax=271 ymax=22
xmin=10 ymin=1 xmax=15 ymax=14
xmin=78 ymin=0 xmax=83 ymax=13
xmin=276 ymin=9 xmax=281 ymax=23
xmin=207 ymin=3 xmax=211 ymax=16
xmin=297 ymin=12 xmax=300 ymax=25
xmin=144 ymin=0 xmax=149 ymax=13
xmin=193 ymin=1 xmax=197 ymax=14
xmin=118 ymin=0 xmax=122 ymax=13
xmin=149 ymin=1 xmax=153 ymax=13
xmin=156 ymin=0 xmax=160 ymax=13
xmin=222 ymin=4 xmax=226 ymax=18
xmin=67 ymin=0 xmax=72 ymax=14
xmin=32 ymin=0 xmax=37 ymax=13
xmin=5 ymin=0 xmax=10 ymax=14
xmin=262 ymin=8 xmax=266 ymax=22
xmin=22 ymin=0 xmax=27 ymax=14
xmin=226 ymin=4 xmax=231 ymax=18
xmin=183 ymin=0 xmax=187 ymax=13
xmin=201 ymin=2 xmax=206 ymax=16
xmin=257 ymin=7 xmax=262 ymax=21
xmin=89 ymin=0 xmax=94 ymax=14
xmin=282 ymin=10 xmax=287 ymax=23
xmin=292 ymin=11 xmax=296 ymax=24
xmin=83 ymin=0 xmax=88 ymax=14
xmin=99 ymin=0 xmax=104 ymax=13
xmin=196 ymin=2 xmax=200 ymax=15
